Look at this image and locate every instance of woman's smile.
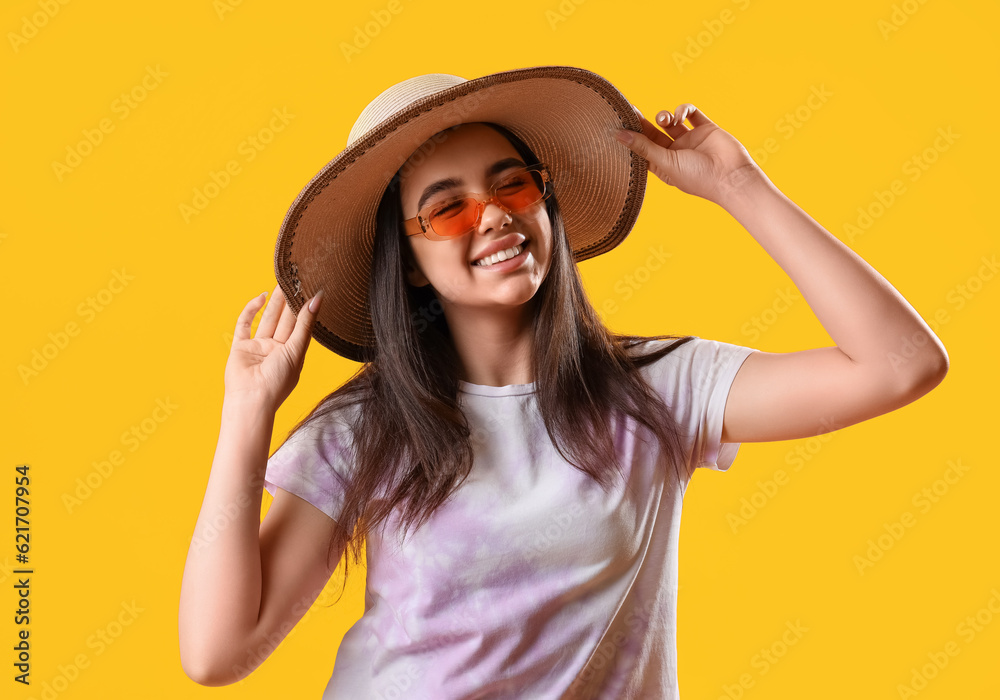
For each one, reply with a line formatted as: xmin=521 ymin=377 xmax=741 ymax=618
xmin=472 ymin=241 xmax=530 ymax=270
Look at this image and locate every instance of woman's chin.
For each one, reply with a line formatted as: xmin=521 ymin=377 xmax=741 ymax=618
xmin=445 ymin=288 xmax=542 ymax=312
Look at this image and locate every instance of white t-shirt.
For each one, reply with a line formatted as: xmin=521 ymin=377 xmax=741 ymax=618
xmin=264 ymin=336 xmax=758 ymax=699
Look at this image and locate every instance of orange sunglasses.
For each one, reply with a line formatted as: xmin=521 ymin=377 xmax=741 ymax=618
xmin=402 ymin=164 xmax=553 ymax=241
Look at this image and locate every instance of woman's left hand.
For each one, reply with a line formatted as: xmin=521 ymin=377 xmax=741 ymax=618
xmin=615 ymin=103 xmax=768 ymax=206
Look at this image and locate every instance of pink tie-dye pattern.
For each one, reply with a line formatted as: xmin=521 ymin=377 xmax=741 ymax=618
xmin=263 ymin=337 xmax=757 ymax=699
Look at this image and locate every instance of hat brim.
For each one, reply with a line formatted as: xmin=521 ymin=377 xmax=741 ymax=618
xmin=274 ymin=65 xmax=648 ymax=363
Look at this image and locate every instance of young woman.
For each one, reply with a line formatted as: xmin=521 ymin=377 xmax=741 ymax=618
xmin=179 ymin=66 xmax=948 ymax=698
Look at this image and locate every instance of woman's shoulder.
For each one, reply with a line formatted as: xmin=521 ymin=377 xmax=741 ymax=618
xmin=626 ymin=334 xmax=758 ymax=387
xmin=277 ymin=395 xmax=363 ymax=454
xmin=626 ymin=334 xmax=756 ymax=358
xmin=622 ymin=334 xmax=698 ymax=361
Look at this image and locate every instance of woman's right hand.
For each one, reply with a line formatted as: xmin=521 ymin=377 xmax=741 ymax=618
xmin=223 ymin=284 xmax=324 ymax=411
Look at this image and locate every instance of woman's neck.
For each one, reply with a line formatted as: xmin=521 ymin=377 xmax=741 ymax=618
xmin=446 ymin=303 xmax=536 ymax=387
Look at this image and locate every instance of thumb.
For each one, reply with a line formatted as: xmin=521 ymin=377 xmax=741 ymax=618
xmin=286 ymin=289 xmax=323 ymax=358
xmin=615 ymin=129 xmax=679 ymax=186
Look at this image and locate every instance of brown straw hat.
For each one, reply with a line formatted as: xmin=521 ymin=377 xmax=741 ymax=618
xmin=273 ymin=64 xmax=648 ymax=362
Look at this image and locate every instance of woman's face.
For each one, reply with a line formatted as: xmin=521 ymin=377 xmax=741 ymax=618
xmin=398 ymin=123 xmax=553 ymax=314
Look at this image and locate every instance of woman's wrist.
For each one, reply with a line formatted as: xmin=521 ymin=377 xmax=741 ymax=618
xmin=221 ymin=390 xmax=279 ymax=429
xmin=712 ymin=164 xmax=777 ymax=213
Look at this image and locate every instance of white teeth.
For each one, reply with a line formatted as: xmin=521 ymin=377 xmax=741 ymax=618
xmin=474 ymin=244 xmax=523 ymax=267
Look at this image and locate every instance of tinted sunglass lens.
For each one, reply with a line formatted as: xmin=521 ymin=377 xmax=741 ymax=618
xmin=429 ymin=199 xmax=478 ymax=237
xmin=497 ymin=170 xmax=544 ymax=211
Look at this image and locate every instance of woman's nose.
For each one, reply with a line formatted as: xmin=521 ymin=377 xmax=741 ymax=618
xmin=477 ymin=200 xmax=512 ymax=233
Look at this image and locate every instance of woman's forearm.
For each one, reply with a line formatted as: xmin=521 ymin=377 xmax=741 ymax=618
xmin=716 ymin=170 xmax=948 ymax=390
xmin=178 ymin=394 xmax=275 ymax=682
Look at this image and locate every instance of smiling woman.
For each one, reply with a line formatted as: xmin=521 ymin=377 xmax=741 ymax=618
xmin=394 ymin=122 xmax=555 ymax=354
xmin=179 ymin=65 xmax=947 ymax=698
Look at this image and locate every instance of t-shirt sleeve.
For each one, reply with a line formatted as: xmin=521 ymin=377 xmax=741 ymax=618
xmin=644 ymin=336 xmax=758 ymax=474
xmin=263 ymin=414 xmax=354 ymax=522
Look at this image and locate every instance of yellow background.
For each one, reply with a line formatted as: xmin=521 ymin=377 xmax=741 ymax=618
xmin=2 ymin=0 xmax=997 ymax=697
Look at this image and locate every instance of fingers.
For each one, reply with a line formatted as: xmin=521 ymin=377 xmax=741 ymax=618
xmin=234 ymin=292 xmax=268 ymax=342
xmin=628 ymin=102 xmax=675 ymax=150
xmin=615 ymin=101 xmax=717 ymax=190
xmin=655 ymin=111 xmax=689 ymax=140
xmin=670 ymin=103 xmax=714 ymax=128
xmin=255 ymin=283 xmax=285 ymax=340
xmin=272 ymin=292 xmax=298 ymax=343
xmin=285 ymin=290 xmax=324 ymax=357
xmin=653 ymin=104 xmax=715 ymax=141
xmin=615 ymin=128 xmax=678 ymax=186
xmin=636 ymin=113 xmax=675 ymax=151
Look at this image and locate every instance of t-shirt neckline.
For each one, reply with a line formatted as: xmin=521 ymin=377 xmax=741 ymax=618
xmin=457 ymin=379 xmax=537 ymax=397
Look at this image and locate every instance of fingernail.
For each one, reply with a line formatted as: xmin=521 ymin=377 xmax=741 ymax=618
xmin=615 ymin=129 xmax=633 ymax=145
xmin=308 ymin=289 xmax=324 ymax=313
xmin=657 ymin=112 xmax=669 ymax=124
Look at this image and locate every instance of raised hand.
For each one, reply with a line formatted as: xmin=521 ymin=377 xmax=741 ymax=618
xmin=615 ymin=103 xmax=769 ymax=206
xmin=223 ymin=284 xmax=324 ymax=411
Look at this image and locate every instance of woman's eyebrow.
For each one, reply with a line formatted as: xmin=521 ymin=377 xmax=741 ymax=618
xmin=416 ymin=157 xmax=526 ymax=212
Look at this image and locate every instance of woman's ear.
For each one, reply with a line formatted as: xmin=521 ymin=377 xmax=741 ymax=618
xmin=403 ymin=247 xmax=430 ymax=287
xmin=406 ymin=265 xmax=430 ymax=287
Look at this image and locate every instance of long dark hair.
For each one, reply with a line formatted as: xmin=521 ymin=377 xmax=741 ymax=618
xmin=272 ymin=122 xmax=695 ymax=604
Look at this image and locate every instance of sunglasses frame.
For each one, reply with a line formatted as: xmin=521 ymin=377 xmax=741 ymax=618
xmin=402 ymin=163 xmax=553 ymax=241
